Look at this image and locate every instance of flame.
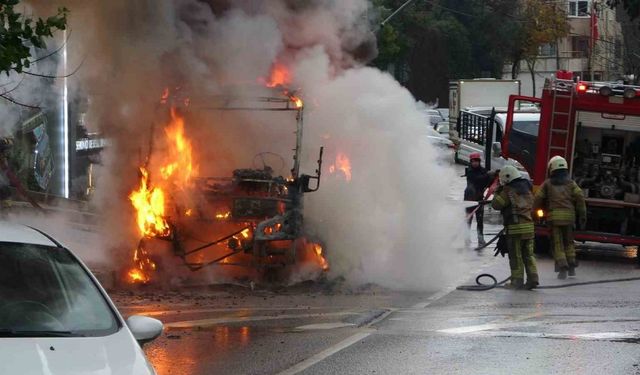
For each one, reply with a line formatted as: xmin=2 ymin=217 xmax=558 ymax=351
xmin=291 ymin=96 xmax=303 ymax=109
xmin=127 ymin=98 xmax=197 ymax=284
xmin=336 ymin=153 xmax=351 ymax=181
xmin=216 ymin=211 xmax=231 ymax=220
xmin=129 ymin=168 xmax=170 ymax=238
xmin=262 ymin=62 xmax=291 ymax=88
xmin=328 ymin=153 xmax=352 ymax=182
xmin=313 ymin=243 xmax=329 ymax=271
xmin=159 ymin=107 xmax=196 ymax=188
xmin=127 ymin=245 xmax=157 ymax=284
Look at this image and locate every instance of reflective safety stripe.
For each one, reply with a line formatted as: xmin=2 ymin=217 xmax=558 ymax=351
xmin=493 ymin=195 xmax=507 ymax=209
xmin=549 ymin=209 xmax=575 ymax=222
xmin=507 ymin=222 xmax=534 ymax=235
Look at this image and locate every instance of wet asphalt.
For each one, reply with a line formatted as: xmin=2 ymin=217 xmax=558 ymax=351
xmin=110 ymin=163 xmax=640 ymax=375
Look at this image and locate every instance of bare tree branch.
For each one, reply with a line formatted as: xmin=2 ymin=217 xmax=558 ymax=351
xmin=23 ymin=55 xmax=85 ymax=79
xmin=0 ymin=75 xmax=26 ymax=96
xmin=0 ymin=93 xmax=40 ymax=109
xmin=29 ymin=28 xmax=73 ymax=65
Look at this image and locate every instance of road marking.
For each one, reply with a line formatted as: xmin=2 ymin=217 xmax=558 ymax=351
xmin=276 ymin=331 xmax=373 ymax=375
xmin=438 ymin=321 xmax=542 ymax=334
xmin=477 ymin=330 xmax=640 ymax=341
xmin=164 ymin=311 xmax=356 ymax=329
xmin=295 ymin=322 xmax=356 ymax=331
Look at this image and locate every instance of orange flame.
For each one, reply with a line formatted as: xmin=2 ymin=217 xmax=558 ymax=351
xmin=129 ymin=168 xmax=170 ymax=238
xmin=336 ymin=153 xmax=352 ymax=181
xmin=159 ymin=107 xmax=196 ymax=188
xmin=127 ymin=245 xmax=157 ymax=284
xmin=313 ymin=243 xmax=329 ymax=271
xmin=263 ymin=62 xmax=291 ymax=88
xmin=291 ymin=95 xmax=303 ymax=109
xmin=328 ymin=153 xmax=352 ymax=182
xmin=127 ymin=99 xmax=197 ymax=284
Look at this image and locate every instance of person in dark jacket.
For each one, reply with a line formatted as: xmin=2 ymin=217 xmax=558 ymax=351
xmin=464 ymin=152 xmax=494 ymax=247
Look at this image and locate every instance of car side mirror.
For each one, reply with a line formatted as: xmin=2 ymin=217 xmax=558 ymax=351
xmin=127 ymin=315 xmax=163 ymax=347
xmin=492 ymin=142 xmax=502 ymax=157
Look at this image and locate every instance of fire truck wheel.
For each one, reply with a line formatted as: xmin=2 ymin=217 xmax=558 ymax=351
xmin=534 ymin=235 xmax=551 ymax=254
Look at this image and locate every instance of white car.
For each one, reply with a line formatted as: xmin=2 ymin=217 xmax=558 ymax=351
xmin=0 ymin=221 xmax=162 ymax=375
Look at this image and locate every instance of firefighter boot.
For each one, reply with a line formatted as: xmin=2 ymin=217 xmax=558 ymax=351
xmin=568 ymin=258 xmax=577 ymax=277
xmin=505 ymin=278 xmax=524 ymax=290
xmin=557 ymin=267 xmax=568 ymax=280
xmin=525 ymin=274 xmax=539 ymax=290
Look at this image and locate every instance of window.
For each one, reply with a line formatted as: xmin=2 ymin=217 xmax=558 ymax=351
xmin=571 ymin=36 xmax=590 ymax=57
xmin=539 ymin=43 xmax=557 ymax=57
xmin=0 ymin=243 xmax=119 ymax=337
xmin=568 ymin=0 xmax=590 ymax=17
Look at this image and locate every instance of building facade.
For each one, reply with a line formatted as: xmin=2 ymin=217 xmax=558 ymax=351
xmin=505 ymin=0 xmax=623 ymax=97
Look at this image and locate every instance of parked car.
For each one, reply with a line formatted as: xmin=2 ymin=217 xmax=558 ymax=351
xmin=0 ymin=221 xmax=162 ymax=375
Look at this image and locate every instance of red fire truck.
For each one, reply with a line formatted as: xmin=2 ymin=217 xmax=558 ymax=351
xmin=502 ymin=71 xmax=640 ymax=252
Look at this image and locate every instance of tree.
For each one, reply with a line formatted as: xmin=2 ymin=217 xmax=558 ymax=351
xmin=606 ymin=0 xmax=640 ymax=20
xmin=0 ymin=1 xmax=68 ymax=75
xmin=0 ymin=0 xmax=68 ymax=106
xmin=511 ymin=0 xmax=570 ymax=95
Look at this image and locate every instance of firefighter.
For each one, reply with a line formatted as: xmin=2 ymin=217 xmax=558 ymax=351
xmin=491 ymin=165 xmax=539 ymax=290
xmin=464 ymin=152 xmax=493 ymax=247
xmin=534 ymin=156 xmax=587 ymax=279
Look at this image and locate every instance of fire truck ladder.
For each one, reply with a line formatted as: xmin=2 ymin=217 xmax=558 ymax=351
xmin=547 ymin=82 xmax=575 ymax=161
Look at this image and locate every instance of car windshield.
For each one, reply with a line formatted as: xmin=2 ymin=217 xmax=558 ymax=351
xmin=0 ymin=242 xmax=119 ymax=337
xmin=513 ymin=120 xmax=539 ymax=135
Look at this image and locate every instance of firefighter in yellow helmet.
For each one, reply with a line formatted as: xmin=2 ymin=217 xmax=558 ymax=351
xmin=534 ymin=156 xmax=587 ymax=279
xmin=491 ymin=165 xmax=539 ymax=289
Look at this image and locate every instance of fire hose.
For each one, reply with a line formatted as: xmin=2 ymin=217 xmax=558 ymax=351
xmin=458 ymin=227 xmax=640 ymax=291
xmin=457 ymin=273 xmax=640 ymax=291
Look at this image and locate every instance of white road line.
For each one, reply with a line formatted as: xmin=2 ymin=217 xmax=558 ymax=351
xmin=438 ymin=321 xmax=542 ymax=334
xmin=276 ymin=331 xmax=373 ymax=375
xmin=477 ymin=330 xmax=640 ymax=341
xmin=295 ymin=322 xmax=356 ymax=331
xmin=164 ymin=311 xmax=356 ymax=329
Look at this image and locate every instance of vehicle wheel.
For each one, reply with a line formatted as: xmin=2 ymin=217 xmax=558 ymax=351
xmin=534 ymin=235 xmax=551 ymax=254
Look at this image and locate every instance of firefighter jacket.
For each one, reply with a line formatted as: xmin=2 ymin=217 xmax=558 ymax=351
xmin=491 ymin=178 xmax=535 ymax=238
xmin=534 ymin=175 xmax=586 ymax=226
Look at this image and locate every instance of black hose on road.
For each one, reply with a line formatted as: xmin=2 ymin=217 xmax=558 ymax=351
xmin=457 ymin=274 xmax=640 ymax=291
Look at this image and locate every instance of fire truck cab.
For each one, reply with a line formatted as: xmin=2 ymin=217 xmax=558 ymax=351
xmin=503 ymin=71 xmax=640 ymax=251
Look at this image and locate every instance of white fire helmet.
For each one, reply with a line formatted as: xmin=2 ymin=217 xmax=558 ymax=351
xmin=548 ymin=156 xmax=568 ymax=173
xmin=499 ymin=165 xmax=521 ymax=185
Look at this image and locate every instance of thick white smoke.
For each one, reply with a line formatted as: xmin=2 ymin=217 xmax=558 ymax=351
xmin=20 ymin=0 xmax=470 ymax=290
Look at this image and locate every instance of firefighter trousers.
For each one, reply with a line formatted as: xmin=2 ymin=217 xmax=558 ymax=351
xmin=551 ymin=225 xmax=576 ymax=270
xmin=507 ymin=235 xmax=538 ymax=283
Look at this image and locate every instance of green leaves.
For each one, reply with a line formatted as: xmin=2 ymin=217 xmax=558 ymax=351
xmin=0 ymin=2 xmax=68 ymax=76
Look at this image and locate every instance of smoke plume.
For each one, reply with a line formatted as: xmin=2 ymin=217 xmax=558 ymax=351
xmin=22 ymin=0 xmax=468 ymax=290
